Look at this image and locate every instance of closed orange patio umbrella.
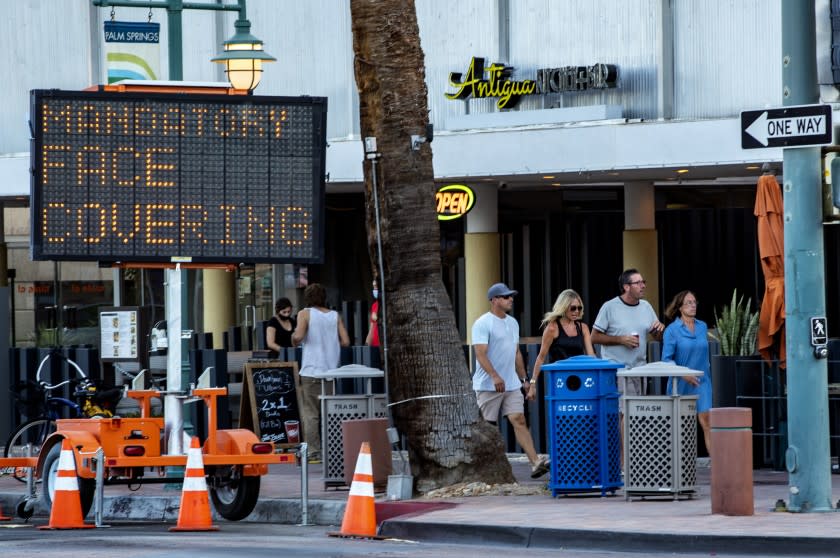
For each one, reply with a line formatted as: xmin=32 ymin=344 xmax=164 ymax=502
xmin=754 ymin=171 xmax=786 ymax=368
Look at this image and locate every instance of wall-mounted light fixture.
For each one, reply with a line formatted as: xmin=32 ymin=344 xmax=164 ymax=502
xmin=410 ymin=123 xmax=435 ymax=150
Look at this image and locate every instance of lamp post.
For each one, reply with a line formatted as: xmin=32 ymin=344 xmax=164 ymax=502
xmin=93 ymin=0 xmax=274 ymax=89
xmin=212 ymin=16 xmax=276 ymax=91
xmin=91 ymin=0 xmax=273 ymax=455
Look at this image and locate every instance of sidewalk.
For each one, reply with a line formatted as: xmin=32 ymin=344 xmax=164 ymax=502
xmin=2 ymin=455 xmax=839 ymax=555
xmin=379 ymin=460 xmax=840 ymax=555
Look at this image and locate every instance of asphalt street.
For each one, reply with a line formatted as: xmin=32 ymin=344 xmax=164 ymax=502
xmin=3 ymin=522 xmax=835 ymax=558
xmin=2 ymin=455 xmax=840 ymax=556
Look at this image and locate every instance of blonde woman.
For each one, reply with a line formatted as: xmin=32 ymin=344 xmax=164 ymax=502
xmin=527 ymin=289 xmax=595 ymax=401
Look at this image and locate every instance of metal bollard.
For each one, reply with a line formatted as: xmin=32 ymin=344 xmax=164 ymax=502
xmin=18 ymin=445 xmax=37 ymax=520
xmin=299 ymin=442 xmax=312 ymax=526
xmin=94 ymin=447 xmax=110 ymax=528
xmin=710 ymin=407 xmax=754 ymax=515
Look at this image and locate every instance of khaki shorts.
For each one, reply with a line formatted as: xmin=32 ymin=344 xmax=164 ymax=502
xmin=620 ymin=376 xmax=645 ymax=397
xmin=476 ymin=390 xmax=525 ymax=422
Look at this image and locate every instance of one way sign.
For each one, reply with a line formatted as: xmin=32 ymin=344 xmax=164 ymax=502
xmin=741 ymin=104 xmax=832 ymax=149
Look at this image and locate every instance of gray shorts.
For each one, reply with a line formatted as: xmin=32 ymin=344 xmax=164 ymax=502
xmin=476 ymin=390 xmax=525 ymax=422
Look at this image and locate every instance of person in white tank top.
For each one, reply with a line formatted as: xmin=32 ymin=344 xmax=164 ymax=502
xmin=292 ymin=283 xmax=350 ymax=462
xmin=300 ymin=308 xmax=341 ymax=376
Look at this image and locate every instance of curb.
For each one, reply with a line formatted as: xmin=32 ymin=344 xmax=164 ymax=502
xmin=378 ymin=520 xmax=840 ymax=556
xmin=0 ymin=493 xmax=345 ymax=526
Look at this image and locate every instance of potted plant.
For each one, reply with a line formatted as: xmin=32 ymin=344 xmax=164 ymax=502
xmin=710 ymin=290 xmax=759 ymax=408
xmin=713 ymin=290 xmax=759 ymax=356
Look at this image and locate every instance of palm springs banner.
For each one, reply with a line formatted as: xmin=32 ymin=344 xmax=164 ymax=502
xmin=103 ymin=21 xmax=160 ymax=83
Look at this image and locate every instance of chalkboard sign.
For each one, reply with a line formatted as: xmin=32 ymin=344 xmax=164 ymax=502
xmin=239 ymin=361 xmax=301 ymax=444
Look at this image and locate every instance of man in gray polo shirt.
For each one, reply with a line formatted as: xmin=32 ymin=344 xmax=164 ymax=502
xmin=591 ymin=268 xmax=664 ymax=395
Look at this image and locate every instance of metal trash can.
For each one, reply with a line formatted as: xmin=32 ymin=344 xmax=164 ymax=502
xmin=314 ymin=364 xmax=387 ymax=488
xmin=542 ymin=355 xmax=623 ymax=496
xmin=618 ymin=362 xmax=702 ymax=500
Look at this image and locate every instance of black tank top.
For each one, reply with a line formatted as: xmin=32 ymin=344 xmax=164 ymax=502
xmin=548 ymin=320 xmax=585 ymax=362
xmin=267 ymin=316 xmax=296 ymax=350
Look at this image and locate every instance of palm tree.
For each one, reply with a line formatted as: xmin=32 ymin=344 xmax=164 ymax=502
xmin=350 ymin=0 xmax=514 ymax=491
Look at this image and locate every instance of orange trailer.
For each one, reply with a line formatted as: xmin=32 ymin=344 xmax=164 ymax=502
xmin=35 ymin=385 xmax=293 ymax=520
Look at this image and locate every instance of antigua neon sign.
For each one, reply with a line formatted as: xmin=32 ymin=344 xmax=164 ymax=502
xmin=446 ymin=57 xmax=618 ymax=109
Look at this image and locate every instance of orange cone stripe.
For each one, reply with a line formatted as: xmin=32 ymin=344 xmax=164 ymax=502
xmin=55 ymin=447 xmax=80 ymax=490
xmin=349 ymin=478 xmax=374 ymax=496
xmin=347 ymin=446 xmax=375 ymax=498
xmin=54 ymin=475 xmax=80 ymax=491
xmin=182 ymin=476 xmax=208 ymax=491
xmin=182 ymin=443 xmax=209 ymax=491
xmin=185 ymin=445 xmax=203 ymax=470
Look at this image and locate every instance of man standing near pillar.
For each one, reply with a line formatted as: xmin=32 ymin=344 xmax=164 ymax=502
xmin=591 ymin=268 xmax=664 ymax=395
xmin=472 ymin=282 xmax=549 ymax=479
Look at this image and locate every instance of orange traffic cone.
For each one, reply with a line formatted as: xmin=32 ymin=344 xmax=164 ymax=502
xmin=169 ymin=436 xmax=219 ymax=532
xmin=38 ymin=439 xmax=94 ymax=530
xmin=328 ymin=441 xmax=381 ymax=539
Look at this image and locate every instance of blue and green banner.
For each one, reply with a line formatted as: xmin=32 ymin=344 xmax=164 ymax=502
xmin=104 ymin=21 xmax=160 ymax=83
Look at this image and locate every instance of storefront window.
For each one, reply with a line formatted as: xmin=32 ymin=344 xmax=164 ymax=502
xmin=33 ymin=280 xmax=113 ymax=347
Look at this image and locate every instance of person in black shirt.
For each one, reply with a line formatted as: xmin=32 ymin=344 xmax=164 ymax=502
xmin=527 ymin=289 xmax=595 ymax=401
xmin=266 ymin=297 xmax=296 ymax=356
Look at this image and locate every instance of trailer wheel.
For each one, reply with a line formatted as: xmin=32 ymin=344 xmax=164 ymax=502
xmin=209 ymin=469 xmax=260 ymax=521
xmin=41 ymin=442 xmax=95 ymax=518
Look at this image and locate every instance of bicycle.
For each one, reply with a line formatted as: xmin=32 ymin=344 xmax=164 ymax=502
xmin=3 ymin=350 xmax=122 ymax=482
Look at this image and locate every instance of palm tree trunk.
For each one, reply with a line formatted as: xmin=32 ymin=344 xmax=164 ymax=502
xmin=350 ymin=0 xmax=514 ymax=491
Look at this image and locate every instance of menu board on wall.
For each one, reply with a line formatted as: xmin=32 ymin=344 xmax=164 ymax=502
xmin=239 ymin=361 xmax=301 ymax=444
xmin=99 ymin=307 xmax=139 ymax=360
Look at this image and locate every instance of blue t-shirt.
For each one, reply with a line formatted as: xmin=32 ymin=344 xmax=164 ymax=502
xmin=661 ymin=318 xmax=712 ymax=412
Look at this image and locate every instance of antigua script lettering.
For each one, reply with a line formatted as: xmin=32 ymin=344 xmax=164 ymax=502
xmin=446 ymin=57 xmax=618 ymax=109
xmin=445 ymin=57 xmax=536 ymax=109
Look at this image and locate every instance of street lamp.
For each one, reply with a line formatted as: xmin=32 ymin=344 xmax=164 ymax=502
xmin=212 ymin=17 xmax=275 ymax=91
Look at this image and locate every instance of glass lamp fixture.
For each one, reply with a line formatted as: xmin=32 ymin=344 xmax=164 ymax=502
xmin=212 ymin=18 xmax=276 ymax=91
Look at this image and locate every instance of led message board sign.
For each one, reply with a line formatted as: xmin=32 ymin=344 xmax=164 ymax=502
xmin=30 ymin=89 xmax=327 ymax=263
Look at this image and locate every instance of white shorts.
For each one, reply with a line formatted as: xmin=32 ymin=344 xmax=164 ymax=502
xmin=476 ymin=390 xmax=525 ymax=422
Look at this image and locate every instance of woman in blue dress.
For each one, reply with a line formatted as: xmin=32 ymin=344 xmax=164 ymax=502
xmin=662 ymin=290 xmax=712 ymax=454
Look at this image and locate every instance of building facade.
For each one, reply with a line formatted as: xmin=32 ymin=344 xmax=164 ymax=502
xmin=3 ymin=0 xmax=839 ymax=349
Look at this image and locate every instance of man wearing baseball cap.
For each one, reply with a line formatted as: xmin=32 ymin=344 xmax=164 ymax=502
xmin=471 ymin=282 xmax=550 ymax=479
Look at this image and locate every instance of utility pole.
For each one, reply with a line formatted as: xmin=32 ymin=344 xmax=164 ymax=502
xmin=781 ymin=0 xmax=833 ymax=512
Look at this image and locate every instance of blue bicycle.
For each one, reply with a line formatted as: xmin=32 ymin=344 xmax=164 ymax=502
xmin=3 ymin=351 xmax=121 ymax=482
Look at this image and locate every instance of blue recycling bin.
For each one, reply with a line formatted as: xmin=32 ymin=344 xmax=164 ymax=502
xmin=542 ymin=355 xmax=623 ymax=496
